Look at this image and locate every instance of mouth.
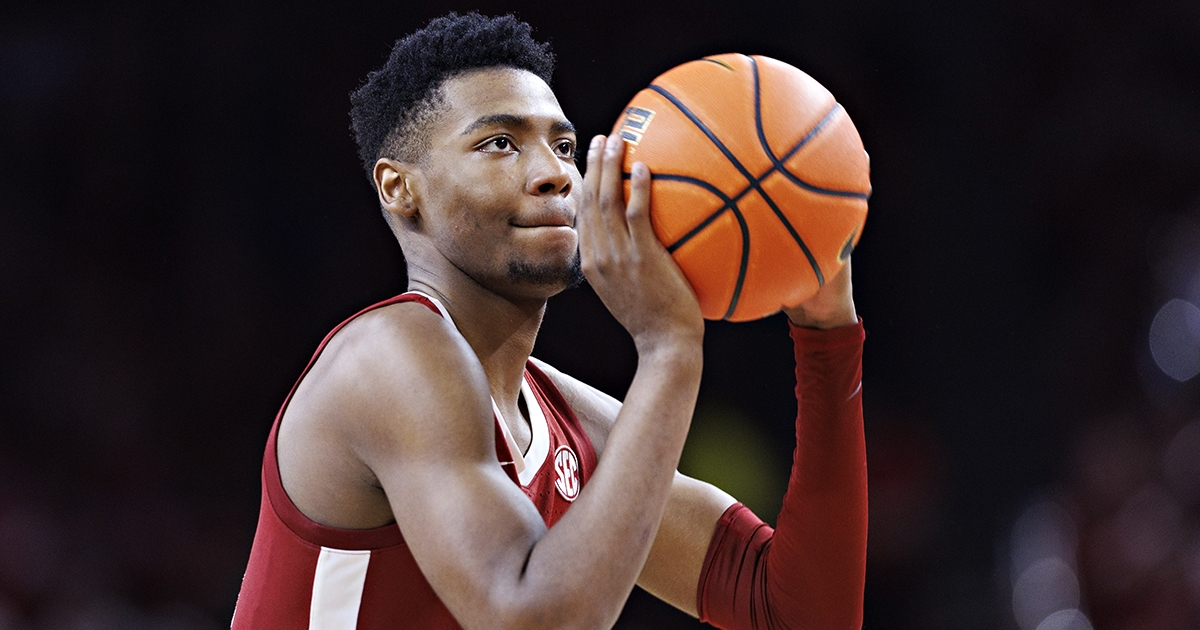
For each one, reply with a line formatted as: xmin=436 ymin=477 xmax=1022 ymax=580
xmin=511 ymin=210 xmax=575 ymax=229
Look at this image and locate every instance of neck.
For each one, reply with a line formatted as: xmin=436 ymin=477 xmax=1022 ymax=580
xmin=408 ymin=270 xmax=549 ymax=410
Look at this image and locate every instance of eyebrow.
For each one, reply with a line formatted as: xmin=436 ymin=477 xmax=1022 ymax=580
xmin=460 ymin=114 xmax=576 ymax=136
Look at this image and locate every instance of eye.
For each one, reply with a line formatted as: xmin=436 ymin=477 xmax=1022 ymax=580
xmin=554 ymin=139 xmax=576 ymax=159
xmin=479 ymin=136 xmax=515 ymax=152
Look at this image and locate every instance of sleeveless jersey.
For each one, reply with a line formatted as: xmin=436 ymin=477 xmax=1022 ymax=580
xmin=232 ymin=292 xmax=599 ymax=629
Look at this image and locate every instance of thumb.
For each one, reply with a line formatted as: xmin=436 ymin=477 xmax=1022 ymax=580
xmin=625 ymin=162 xmax=656 ymax=249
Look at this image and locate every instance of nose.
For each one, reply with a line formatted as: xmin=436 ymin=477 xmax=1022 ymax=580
xmin=526 ymin=145 xmax=572 ymax=196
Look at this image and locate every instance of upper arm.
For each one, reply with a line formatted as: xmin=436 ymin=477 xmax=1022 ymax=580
xmin=637 ymin=473 xmax=737 ymax=616
xmin=530 ymin=357 xmax=737 ymax=617
xmin=340 ymin=307 xmax=549 ymax=628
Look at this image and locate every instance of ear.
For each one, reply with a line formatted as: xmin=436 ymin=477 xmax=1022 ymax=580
xmin=374 ymin=158 xmax=422 ymax=220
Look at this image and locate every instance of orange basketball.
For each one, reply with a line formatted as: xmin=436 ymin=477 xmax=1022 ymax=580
xmin=613 ymin=53 xmax=871 ymax=321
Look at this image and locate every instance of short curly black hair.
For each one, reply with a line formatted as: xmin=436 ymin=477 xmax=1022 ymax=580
xmin=349 ymin=13 xmax=555 ymax=178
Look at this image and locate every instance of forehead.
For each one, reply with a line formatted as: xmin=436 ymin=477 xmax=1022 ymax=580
xmin=437 ymin=67 xmax=567 ymax=134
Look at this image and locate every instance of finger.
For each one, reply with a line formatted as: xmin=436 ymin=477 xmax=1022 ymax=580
xmin=827 ymin=256 xmax=852 ymax=291
xmin=625 ymin=161 xmax=657 ymax=251
xmin=577 ymin=135 xmax=607 ymax=265
xmin=597 ymin=132 xmax=632 ymax=253
xmin=582 ymin=134 xmax=605 ymax=204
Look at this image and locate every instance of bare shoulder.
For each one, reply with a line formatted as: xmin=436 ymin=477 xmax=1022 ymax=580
xmin=278 ymin=301 xmax=496 ymax=528
xmin=312 ymin=300 xmax=495 ymax=459
xmin=529 ymin=357 xmax=620 ymax=456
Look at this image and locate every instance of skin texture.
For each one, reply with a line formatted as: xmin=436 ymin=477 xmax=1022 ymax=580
xmin=276 ymin=67 xmax=856 ymax=629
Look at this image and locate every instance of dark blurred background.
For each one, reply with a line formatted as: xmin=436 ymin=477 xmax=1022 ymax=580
xmin=3 ymin=0 xmax=1199 ymax=628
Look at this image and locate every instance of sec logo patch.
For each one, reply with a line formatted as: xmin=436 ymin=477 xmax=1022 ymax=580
xmin=553 ymin=446 xmax=580 ymax=501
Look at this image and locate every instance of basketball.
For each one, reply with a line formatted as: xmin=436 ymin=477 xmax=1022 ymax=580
xmin=612 ymin=53 xmax=871 ymax=321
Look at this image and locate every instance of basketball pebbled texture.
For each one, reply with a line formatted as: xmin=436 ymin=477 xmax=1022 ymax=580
xmin=613 ymin=53 xmax=871 ymax=321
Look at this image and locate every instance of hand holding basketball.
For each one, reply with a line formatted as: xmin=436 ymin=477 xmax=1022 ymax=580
xmin=578 ymin=132 xmax=704 ymax=350
xmin=613 ymin=54 xmax=870 ymax=322
xmin=782 ymin=257 xmax=857 ymax=329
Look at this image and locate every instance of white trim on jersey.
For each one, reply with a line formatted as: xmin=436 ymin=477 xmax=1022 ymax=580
xmin=517 ymin=375 xmax=550 ymax=486
xmin=309 ymin=547 xmax=371 ymax=629
xmin=492 ymin=397 xmax=525 ymax=474
xmin=408 ymin=290 xmax=550 ymax=484
xmin=408 ymin=290 xmax=453 ymax=321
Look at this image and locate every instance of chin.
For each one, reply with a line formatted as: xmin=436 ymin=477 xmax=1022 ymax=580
xmin=506 ymin=250 xmax=583 ymax=290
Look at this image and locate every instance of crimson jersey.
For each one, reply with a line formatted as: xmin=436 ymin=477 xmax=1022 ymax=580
xmin=232 ymin=292 xmax=599 ymax=629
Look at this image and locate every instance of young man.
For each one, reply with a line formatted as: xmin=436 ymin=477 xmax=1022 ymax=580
xmin=233 ymin=13 xmax=867 ymax=630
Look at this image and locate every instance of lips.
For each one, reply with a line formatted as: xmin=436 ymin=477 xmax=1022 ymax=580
xmin=511 ymin=207 xmax=575 ymax=228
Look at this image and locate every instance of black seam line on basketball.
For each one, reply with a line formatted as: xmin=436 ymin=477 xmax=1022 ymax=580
xmin=648 ymin=81 xmax=816 ymax=290
xmin=747 ymin=57 xmax=822 ymax=288
xmin=649 ymin=82 xmax=823 ymax=289
xmin=774 ymin=107 xmax=869 ymax=200
xmin=727 ymin=110 xmax=867 ymax=203
xmin=722 ymin=203 xmax=751 ymax=321
xmin=699 ymin=58 xmax=735 ymax=71
xmin=622 ymin=171 xmax=750 ymax=320
xmin=630 ymin=173 xmax=735 ymax=252
xmin=746 ymin=58 xmax=868 ymax=201
xmin=648 ymin=84 xmax=762 ymax=189
xmin=622 ymin=172 xmax=747 ymax=263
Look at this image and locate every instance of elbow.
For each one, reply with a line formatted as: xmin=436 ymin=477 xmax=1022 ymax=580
xmin=481 ymin=586 xmax=624 ymax=630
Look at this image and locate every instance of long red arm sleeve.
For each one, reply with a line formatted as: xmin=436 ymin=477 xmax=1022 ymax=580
xmin=696 ymin=319 xmax=868 ymax=630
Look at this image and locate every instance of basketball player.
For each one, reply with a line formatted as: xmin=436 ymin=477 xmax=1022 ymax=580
xmin=233 ymin=13 xmax=867 ymax=630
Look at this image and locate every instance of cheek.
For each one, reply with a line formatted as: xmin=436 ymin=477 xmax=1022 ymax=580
xmin=424 ymin=178 xmax=485 ymax=231
xmin=419 ymin=160 xmax=519 ymax=248
xmin=444 ymin=190 xmax=499 ymax=237
xmin=440 ymin=165 xmax=513 ymax=209
xmin=429 ymin=188 xmax=511 ymax=267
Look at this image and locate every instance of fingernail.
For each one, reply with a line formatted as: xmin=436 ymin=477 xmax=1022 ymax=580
xmin=591 ymin=135 xmax=604 ymax=148
xmin=633 ymin=162 xmax=647 ymax=177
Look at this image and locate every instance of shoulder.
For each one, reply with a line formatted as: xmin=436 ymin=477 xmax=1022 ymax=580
xmin=276 ymin=299 xmax=499 ymax=527
xmin=311 ymin=301 xmax=471 ymax=397
xmin=329 ymin=300 xmax=467 ymax=377
xmin=300 ymin=300 xmax=496 ymax=462
xmin=528 ymin=357 xmax=620 ymax=456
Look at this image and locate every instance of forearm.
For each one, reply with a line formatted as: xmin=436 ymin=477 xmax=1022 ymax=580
xmin=513 ymin=341 xmax=703 ymax=629
xmin=698 ymin=320 xmax=867 ymax=630
xmin=520 ymin=128 xmax=707 ymax=628
xmin=771 ymin=320 xmax=868 ymax=625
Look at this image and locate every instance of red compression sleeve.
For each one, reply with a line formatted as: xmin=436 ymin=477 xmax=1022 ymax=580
xmin=696 ymin=319 xmax=867 ymax=630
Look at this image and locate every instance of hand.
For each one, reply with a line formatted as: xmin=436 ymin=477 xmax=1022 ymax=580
xmin=578 ymin=133 xmax=704 ymax=352
xmin=781 ymin=258 xmax=857 ymax=329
